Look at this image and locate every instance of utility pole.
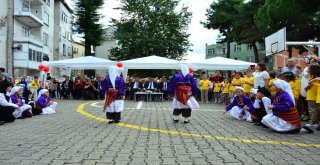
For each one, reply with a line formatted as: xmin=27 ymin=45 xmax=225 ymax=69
xmin=6 ymin=0 xmax=14 ymax=77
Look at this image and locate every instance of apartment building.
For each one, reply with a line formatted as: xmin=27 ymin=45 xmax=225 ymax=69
xmin=0 ymin=0 xmax=73 ymax=77
xmin=52 ymin=0 xmax=73 ymax=76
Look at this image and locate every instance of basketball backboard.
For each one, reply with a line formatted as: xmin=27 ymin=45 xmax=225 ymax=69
xmin=265 ymin=27 xmax=286 ymax=56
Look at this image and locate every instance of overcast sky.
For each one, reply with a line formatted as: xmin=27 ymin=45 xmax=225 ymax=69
xmin=67 ymin=0 xmax=219 ymax=60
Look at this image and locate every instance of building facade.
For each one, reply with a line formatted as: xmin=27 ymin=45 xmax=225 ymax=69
xmin=0 ymin=0 xmax=73 ymax=78
xmin=52 ymin=0 xmax=73 ymax=76
xmin=95 ymin=26 xmax=117 ymax=76
xmin=71 ymin=40 xmax=85 ymax=77
xmin=205 ymin=42 xmax=270 ymax=68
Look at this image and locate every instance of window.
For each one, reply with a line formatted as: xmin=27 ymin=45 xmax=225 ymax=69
xmin=207 ymin=49 xmax=215 ymax=55
xmin=29 ymin=49 xmax=32 ymax=61
xmin=247 ymin=44 xmax=253 ymax=50
xmin=22 ymin=27 xmax=29 ymax=37
xmin=63 ymin=44 xmax=66 ymax=56
xmin=222 ymin=48 xmax=226 ymax=54
xmin=43 ymin=0 xmax=50 ymax=6
xmin=43 ymin=12 xmax=49 ymax=25
xmin=67 ymin=33 xmax=72 ymax=41
xmin=68 ymin=46 xmax=72 ymax=56
xmin=43 ymin=32 xmax=48 ymax=45
xmin=234 ymin=44 xmax=241 ymax=52
xmin=32 ymin=50 xmax=36 ymax=61
xmin=62 ymin=12 xmax=68 ymax=23
xmin=36 ymin=52 xmax=42 ymax=62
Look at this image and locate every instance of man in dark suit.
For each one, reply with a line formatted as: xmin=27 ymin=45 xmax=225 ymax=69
xmin=146 ymin=77 xmax=158 ymax=92
xmin=129 ymin=78 xmax=142 ymax=100
xmin=140 ymin=79 xmax=148 ymax=92
xmin=61 ymin=76 xmax=73 ymax=99
xmin=159 ymin=77 xmax=169 ymax=100
xmin=93 ymin=75 xmax=104 ymax=99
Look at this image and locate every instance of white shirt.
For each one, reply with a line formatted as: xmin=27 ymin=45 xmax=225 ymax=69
xmin=148 ymin=82 xmax=154 ymax=89
xmin=133 ymin=82 xmax=139 ymax=89
xmin=163 ymin=82 xmax=167 ymax=89
xmin=300 ymin=67 xmax=309 ymax=97
xmin=253 ymin=97 xmax=272 ymax=114
xmin=253 ymin=71 xmax=269 ymax=89
xmin=0 ymin=93 xmax=18 ymax=108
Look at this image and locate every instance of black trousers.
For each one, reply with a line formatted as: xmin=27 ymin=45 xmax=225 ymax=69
xmin=0 ymin=105 xmax=16 ymax=122
xmin=106 ymin=112 xmax=121 ymax=121
xmin=173 ymin=108 xmax=191 ymax=118
xmin=297 ymin=95 xmax=309 ymax=116
xmin=254 ymin=108 xmax=267 ymax=122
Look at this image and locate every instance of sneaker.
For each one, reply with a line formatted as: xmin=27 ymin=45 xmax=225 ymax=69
xmin=184 ymin=120 xmax=190 ymax=124
xmin=305 ymin=123 xmax=319 ymax=129
xmin=114 ymin=121 xmax=120 ymax=123
xmin=108 ymin=120 xmax=114 ymax=124
xmin=173 ymin=119 xmax=179 ymax=123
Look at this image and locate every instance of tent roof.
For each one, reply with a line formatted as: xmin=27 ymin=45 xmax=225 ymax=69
xmin=122 ymin=55 xmax=184 ymax=69
xmin=189 ymin=56 xmax=256 ymax=70
xmin=49 ymin=56 xmax=116 ymax=69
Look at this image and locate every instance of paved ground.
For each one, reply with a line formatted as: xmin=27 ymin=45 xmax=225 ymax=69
xmin=0 ymin=99 xmax=319 ymax=165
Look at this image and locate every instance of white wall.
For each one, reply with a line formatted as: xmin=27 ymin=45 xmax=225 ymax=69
xmin=0 ymin=1 xmax=8 ymax=68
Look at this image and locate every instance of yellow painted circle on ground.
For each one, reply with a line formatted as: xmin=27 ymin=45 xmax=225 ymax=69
xmin=77 ymin=101 xmax=320 ymax=148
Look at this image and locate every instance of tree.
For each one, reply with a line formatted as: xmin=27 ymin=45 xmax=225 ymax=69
xmin=109 ymin=0 xmax=192 ymax=60
xmin=233 ymin=0 xmax=265 ymax=63
xmin=202 ymin=0 xmax=243 ymax=59
xmin=255 ymin=0 xmax=320 ymax=57
xmin=73 ymin=0 xmax=106 ymax=56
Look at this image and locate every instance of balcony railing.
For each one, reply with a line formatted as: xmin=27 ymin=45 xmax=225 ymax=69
xmin=14 ymin=7 xmax=43 ymax=27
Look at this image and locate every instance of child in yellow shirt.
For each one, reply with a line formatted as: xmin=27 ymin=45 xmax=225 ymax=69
xmin=213 ymin=80 xmax=221 ymax=103
xmin=199 ymin=75 xmax=210 ymax=103
xmin=221 ymin=78 xmax=231 ymax=105
xmin=243 ymin=72 xmax=254 ymax=95
xmin=305 ymin=64 xmax=320 ymax=130
xmin=282 ymin=71 xmax=299 ymax=101
xmin=268 ymin=70 xmax=277 ymax=96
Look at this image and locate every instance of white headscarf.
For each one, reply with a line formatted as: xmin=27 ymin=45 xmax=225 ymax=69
xmin=38 ymin=89 xmax=49 ymax=99
xmin=108 ymin=66 xmax=119 ymax=89
xmin=273 ymin=79 xmax=295 ymax=105
xmin=235 ymin=86 xmax=244 ymax=92
xmin=10 ymin=86 xmax=22 ymax=96
xmin=178 ymin=64 xmax=189 ymax=77
xmin=250 ymin=88 xmax=258 ymax=95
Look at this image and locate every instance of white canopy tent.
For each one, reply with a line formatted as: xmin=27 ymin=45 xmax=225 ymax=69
xmin=187 ymin=56 xmax=256 ymax=70
xmin=122 ymin=55 xmax=186 ymax=69
xmin=49 ymin=56 xmax=116 ymax=69
xmin=121 ymin=55 xmax=187 ymax=79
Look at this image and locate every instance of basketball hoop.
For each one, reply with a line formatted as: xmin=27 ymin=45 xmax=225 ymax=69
xmin=271 ymin=42 xmax=278 ymax=54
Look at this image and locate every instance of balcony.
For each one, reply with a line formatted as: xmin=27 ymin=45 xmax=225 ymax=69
xmin=14 ymin=8 xmax=43 ymax=28
xmin=14 ymin=35 xmax=43 ymax=47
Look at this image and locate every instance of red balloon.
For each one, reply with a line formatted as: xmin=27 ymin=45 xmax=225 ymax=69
xmin=38 ymin=64 xmax=44 ymax=70
xmin=189 ymin=68 xmax=193 ymax=73
xmin=43 ymin=66 xmax=49 ymax=72
xmin=116 ymin=62 xmax=123 ymax=68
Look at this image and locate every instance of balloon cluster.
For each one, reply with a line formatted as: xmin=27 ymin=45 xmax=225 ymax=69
xmin=38 ymin=61 xmax=50 ymax=72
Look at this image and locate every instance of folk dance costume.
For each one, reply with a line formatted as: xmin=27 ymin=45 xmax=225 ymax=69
xmin=102 ymin=66 xmax=125 ymax=124
xmin=0 ymin=80 xmax=17 ymax=122
xmin=168 ymin=64 xmax=199 ymax=123
xmin=261 ymin=80 xmax=312 ymax=133
xmin=252 ymin=87 xmax=272 ymax=122
xmin=35 ymin=89 xmax=57 ymax=114
xmin=226 ymin=87 xmax=254 ymax=122
xmin=9 ymin=86 xmax=32 ymax=118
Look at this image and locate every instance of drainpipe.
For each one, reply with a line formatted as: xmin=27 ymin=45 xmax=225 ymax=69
xmin=6 ymin=0 xmax=14 ymax=76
